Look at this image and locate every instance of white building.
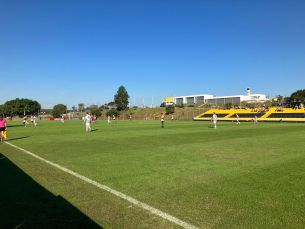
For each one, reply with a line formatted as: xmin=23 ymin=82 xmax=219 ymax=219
xmin=164 ymin=88 xmax=268 ymax=105
xmin=206 ymin=94 xmax=268 ymax=104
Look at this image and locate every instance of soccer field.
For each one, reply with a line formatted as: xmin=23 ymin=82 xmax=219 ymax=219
xmin=1 ymin=120 xmax=305 ymax=228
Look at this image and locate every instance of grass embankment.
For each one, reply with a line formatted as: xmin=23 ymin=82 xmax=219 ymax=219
xmin=98 ymin=106 xmax=210 ymax=121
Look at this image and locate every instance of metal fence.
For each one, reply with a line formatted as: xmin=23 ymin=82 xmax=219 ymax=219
xmin=81 ymin=96 xmax=165 ymax=110
xmin=97 ymin=108 xmax=210 ymax=122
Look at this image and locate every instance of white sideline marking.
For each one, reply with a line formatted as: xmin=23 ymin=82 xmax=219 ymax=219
xmin=5 ymin=141 xmax=198 ymax=229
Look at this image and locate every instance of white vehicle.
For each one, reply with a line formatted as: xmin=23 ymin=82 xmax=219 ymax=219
xmin=165 ymin=102 xmax=175 ymax=106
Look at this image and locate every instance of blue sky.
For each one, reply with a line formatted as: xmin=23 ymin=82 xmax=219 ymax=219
xmin=1 ymin=0 xmax=304 ymax=108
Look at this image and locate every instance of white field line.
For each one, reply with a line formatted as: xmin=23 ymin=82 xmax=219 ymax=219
xmin=5 ymin=141 xmax=198 ymax=229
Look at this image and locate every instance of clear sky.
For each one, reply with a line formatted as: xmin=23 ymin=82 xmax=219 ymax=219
xmin=1 ymin=0 xmax=304 ymax=108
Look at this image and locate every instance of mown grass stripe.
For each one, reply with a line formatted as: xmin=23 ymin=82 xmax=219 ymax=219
xmin=5 ymin=141 xmax=198 ymax=229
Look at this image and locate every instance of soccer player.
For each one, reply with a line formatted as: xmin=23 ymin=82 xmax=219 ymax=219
xmin=236 ymin=114 xmax=240 ymax=124
xmin=91 ymin=114 xmax=96 ymax=123
xmin=31 ymin=114 xmax=34 ymax=126
xmin=113 ymin=115 xmax=116 ymax=123
xmin=130 ymin=115 xmax=132 ymax=121
xmin=83 ymin=112 xmax=92 ymax=132
xmin=107 ymin=115 xmax=111 ymax=124
xmin=213 ymin=112 xmax=217 ymax=129
xmin=34 ymin=115 xmax=37 ymax=126
xmin=0 ymin=115 xmax=7 ymax=142
xmin=254 ymin=115 xmax=258 ymax=123
xmin=171 ymin=115 xmax=174 ymax=123
xmin=61 ymin=115 xmax=64 ymax=123
xmin=161 ymin=113 xmax=164 ymax=128
xmin=23 ymin=115 xmax=27 ymax=127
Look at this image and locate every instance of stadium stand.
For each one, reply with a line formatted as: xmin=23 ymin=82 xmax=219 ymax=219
xmin=194 ymin=107 xmax=305 ymax=122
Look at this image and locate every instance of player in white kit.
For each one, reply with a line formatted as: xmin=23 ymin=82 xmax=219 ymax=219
xmin=107 ymin=115 xmax=111 ymax=124
xmin=83 ymin=112 xmax=92 ymax=132
xmin=34 ymin=115 xmax=37 ymax=126
xmin=213 ymin=112 xmax=217 ymax=129
xmin=254 ymin=115 xmax=258 ymax=123
xmin=61 ymin=115 xmax=64 ymax=123
xmin=236 ymin=114 xmax=240 ymax=124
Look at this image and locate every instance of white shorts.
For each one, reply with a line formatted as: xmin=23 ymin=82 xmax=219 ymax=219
xmin=86 ymin=123 xmax=91 ymax=131
xmin=161 ymin=118 xmax=164 ymax=122
xmin=214 ymin=120 xmax=217 ymax=124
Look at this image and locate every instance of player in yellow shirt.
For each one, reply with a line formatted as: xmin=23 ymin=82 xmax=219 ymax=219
xmin=171 ymin=115 xmax=174 ymax=123
xmin=23 ymin=116 xmax=27 ymax=127
xmin=113 ymin=115 xmax=117 ymax=123
xmin=31 ymin=115 xmax=34 ymax=126
xmin=161 ymin=113 xmax=164 ymax=128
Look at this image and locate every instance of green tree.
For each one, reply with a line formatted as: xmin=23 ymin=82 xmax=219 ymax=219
xmin=285 ymin=89 xmax=305 ymax=104
xmin=285 ymin=96 xmax=293 ymax=103
xmin=160 ymin=102 xmax=166 ymax=107
xmin=106 ymin=110 xmax=120 ymax=117
xmin=276 ymin=95 xmax=283 ymax=101
xmin=290 ymin=89 xmax=305 ymax=102
xmin=52 ymin=109 xmax=61 ymax=118
xmin=165 ymin=105 xmax=175 ymax=114
xmin=78 ymin=103 xmax=84 ymax=112
xmin=52 ymin=104 xmax=67 ymax=118
xmin=91 ymin=106 xmax=103 ymax=118
xmin=0 ymin=98 xmax=41 ymax=117
xmin=114 ymin=86 xmax=130 ymax=111
xmin=91 ymin=109 xmax=102 ymax=117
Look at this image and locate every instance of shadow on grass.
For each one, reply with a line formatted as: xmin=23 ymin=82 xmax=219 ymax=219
xmin=5 ymin=136 xmax=30 ymax=141
xmin=91 ymin=129 xmax=98 ymax=132
xmin=7 ymin=125 xmax=25 ymax=128
xmin=0 ymin=153 xmax=102 ymax=229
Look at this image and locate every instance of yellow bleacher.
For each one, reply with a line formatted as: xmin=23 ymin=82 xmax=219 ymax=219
xmin=194 ymin=107 xmax=305 ymax=122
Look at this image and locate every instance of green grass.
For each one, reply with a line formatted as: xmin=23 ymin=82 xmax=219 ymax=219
xmin=1 ymin=120 xmax=305 ymax=228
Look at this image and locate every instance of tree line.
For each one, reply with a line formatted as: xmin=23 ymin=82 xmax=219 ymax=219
xmin=3 ymin=88 xmax=304 ymax=118
xmin=284 ymin=89 xmax=305 ymax=104
xmin=0 ymin=98 xmax=41 ymax=117
xmin=51 ymin=85 xmax=130 ymax=118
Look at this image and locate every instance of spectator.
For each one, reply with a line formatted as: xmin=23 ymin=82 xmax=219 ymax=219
xmin=0 ymin=115 xmax=7 ymax=142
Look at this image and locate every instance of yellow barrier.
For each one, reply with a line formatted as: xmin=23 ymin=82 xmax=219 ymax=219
xmin=195 ymin=108 xmax=305 ymax=122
